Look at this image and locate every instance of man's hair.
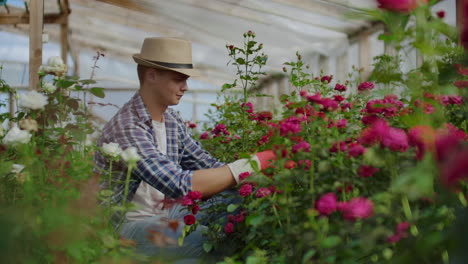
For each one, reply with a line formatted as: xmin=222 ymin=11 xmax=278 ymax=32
xmin=137 ymin=64 xmax=150 ymax=84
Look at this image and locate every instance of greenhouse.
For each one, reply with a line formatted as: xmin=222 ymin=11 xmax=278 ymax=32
xmin=0 ymin=0 xmax=467 ymax=263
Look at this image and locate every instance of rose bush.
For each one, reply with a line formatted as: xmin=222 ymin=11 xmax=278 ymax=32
xmin=180 ymin=2 xmax=468 ymax=263
xmin=0 ymin=54 xmax=149 ymax=263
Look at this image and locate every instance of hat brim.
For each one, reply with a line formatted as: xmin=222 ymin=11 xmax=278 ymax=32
xmin=133 ymin=54 xmax=200 ymax=77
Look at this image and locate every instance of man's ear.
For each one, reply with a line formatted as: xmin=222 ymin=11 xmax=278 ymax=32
xmin=146 ymin=68 xmax=158 ymax=83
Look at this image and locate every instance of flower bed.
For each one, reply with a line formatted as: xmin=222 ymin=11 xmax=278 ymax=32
xmin=0 ymin=1 xmax=467 ymax=263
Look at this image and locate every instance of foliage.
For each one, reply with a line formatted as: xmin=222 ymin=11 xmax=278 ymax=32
xmin=0 ymin=53 xmax=147 ymax=263
xmin=185 ymin=2 xmax=468 ymax=264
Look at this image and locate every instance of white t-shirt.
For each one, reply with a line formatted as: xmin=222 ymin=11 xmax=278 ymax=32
xmin=125 ymin=120 xmax=168 ymax=221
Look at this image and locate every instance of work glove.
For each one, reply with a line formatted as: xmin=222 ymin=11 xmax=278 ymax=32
xmin=227 ymin=150 xmax=276 ymax=184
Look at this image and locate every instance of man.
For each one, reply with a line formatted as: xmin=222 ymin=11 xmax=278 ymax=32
xmin=94 ymin=37 xmax=274 ymax=261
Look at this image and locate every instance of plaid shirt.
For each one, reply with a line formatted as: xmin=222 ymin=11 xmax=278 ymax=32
xmin=94 ymin=92 xmax=224 ymax=205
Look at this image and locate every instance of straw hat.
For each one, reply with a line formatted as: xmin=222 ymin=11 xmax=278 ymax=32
xmin=133 ymin=37 xmax=199 ymax=76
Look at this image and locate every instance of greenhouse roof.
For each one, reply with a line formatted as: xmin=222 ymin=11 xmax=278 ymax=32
xmin=0 ymin=0 xmax=379 ymax=86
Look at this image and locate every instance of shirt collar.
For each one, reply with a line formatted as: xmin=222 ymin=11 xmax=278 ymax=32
xmin=132 ymin=91 xmax=153 ymax=125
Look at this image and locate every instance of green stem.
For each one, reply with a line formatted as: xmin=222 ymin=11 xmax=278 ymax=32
xmin=458 ymin=191 xmax=467 ymax=207
xmin=271 ymin=199 xmax=283 ymax=228
xmin=401 ymin=196 xmax=412 ymax=220
xmin=122 ymin=163 xmax=133 ymax=206
xmin=116 ymin=163 xmax=134 ymax=232
xmin=402 ymin=196 xmax=419 ymax=235
xmin=108 ymin=160 xmax=113 ymax=189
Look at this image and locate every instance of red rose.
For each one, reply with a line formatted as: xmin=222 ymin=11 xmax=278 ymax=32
xmin=183 ymin=214 xmax=196 ymax=225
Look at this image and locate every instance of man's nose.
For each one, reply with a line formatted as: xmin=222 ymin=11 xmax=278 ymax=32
xmin=181 ymin=82 xmax=188 ymax=91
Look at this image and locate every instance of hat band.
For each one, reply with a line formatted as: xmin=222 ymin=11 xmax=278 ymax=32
xmin=149 ymin=60 xmax=193 ymax=69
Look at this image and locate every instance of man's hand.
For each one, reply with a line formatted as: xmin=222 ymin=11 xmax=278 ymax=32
xmin=227 ymin=150 xmax=277 ymax=184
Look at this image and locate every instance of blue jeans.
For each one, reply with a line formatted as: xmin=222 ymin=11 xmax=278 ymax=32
xmin=119 ymin=190 xmax=240 ymax=263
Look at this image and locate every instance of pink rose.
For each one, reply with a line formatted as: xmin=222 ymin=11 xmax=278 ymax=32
xmin=239 ymin=172 xmax=252 ymax=181
xmin=357 ymin=165 xmax=380 ymax=177
xmin=454 ymin=80 xmax=468 ymax=89
xmin=358 ymin=81 xmax=375 ymax=91
xmin=396 ymin=222 xmax=410 ymax=233
xmin=191 ymin=204 xmax=200 ymax=215
xmin=224 ymin=222 xmax=234 ymax=234
xmin=256 ymin=187 xmax=272 ymax=198
xmin=321 ymin=75 xmax=333 ymax=83
xmin=341 ymin=197 xmax=374 ymax=221
xmin=330 ymin=141 xmax=347 ymax=153
xmin=200 ymin=131 xmax=210 ymax=140
xmin=239 ymin=184 xmax=253 ymax=197
xmin=336 ymin=119 xmax=347 ymax=129
xmin=348 ymin=143 xmax=366 ymax=157
xmin=439 ymin=146 xmax=468 ymax=187
xmin=181 ymin=197 xmax=194 ymax=206
xmin=315 ymin=193 xmax=338 ymax=216
xmin=377 ymin=0 xmax=428 ymax=13
xmin=334 ymin=84 xmax=347 ymax=92
xmin=298 ymin=159 xmax=312 ymax=170
xmin=381 ymin=127 xmax=409 ymax=152
xmin=292 ymin=141 xmax=311 ymax=153
xmin=187 ymin=191 xmax=203 ymax=200
xmin=360 ymin=119 xmax=390 ymax=146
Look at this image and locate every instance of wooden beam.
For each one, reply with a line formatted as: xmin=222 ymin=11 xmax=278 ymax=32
xmin=29 ymin=0 xmax=43 ymax=91
xmin=60 ymin=0 xmax=70 ymax=64
xmin=0 ymin=12 xmax=68 ymax=24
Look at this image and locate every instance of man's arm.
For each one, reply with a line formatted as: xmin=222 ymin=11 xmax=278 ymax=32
xmin=192 ymin=166 xmax=236 ymax=197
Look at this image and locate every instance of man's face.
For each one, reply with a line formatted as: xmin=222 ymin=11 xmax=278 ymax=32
xmin=152 ymin=69 xmax=189 ymax=106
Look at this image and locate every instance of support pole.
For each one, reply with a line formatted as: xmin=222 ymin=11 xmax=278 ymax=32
xmin=336 ymin=51 xmax=349 ymax=83
xmin=358 ymin=31 xmax=372 ymax=80
xmin=29 ymin=0 xmax=44 ymax=91
xmin=60 ymin=23 xmax=68 ymax=64
xmin=318 ymin=55 xmax=329 ymax=74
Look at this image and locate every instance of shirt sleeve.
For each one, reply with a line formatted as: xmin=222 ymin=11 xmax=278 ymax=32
xmin=117 ymin=123 xmax=193 ymax=199
xmin=176 ymin=115 xmax=226 ymax=170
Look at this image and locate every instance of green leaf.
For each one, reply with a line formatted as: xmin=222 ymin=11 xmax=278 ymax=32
xmin=227 ymin=204 xmax=239 ymax=213
xmin=222 ymin=83 xmax=233 ymax=90
xmin=390 ymin=154 xmax=435 ymax=200
xmin=238 ymin=153 xmax=251 ymax=159
xmin=247 ymin=41 xmax=257 ymax=48
xmin=203 ymin=242 xmax=213 ymax=252
xmin=80 ymin=79 xmax=97 ymax=85
xmin=101 ymin=235 xmax=117 ymax=248
xmin=89 ymin=87 xmax=105 ymax=98
xmin=246 ymin=214 xmax=264 ymax=227
xmin=302 ymin=249 xmax=316 ymax=262
xmin=99 ymin=190 xmax=113 ymax=197
xmin=321 ymin=236 xmax=342 ymax=248
xmin=236 ymin=58 xmax=246 ymax=65
xmin=56 ymin=79 xmax=76 ymax=88
xmin=66 ymin=99 xmax=79 ymax=111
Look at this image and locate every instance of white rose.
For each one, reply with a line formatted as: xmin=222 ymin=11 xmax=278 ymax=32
xmin=102 ymin=142 xmax=123 ymax=158
xmin=121 ymin=147 xmax=141 ymax=163
xmin=42 ymin=81 xmax=57 ymax=93
xmin=11 ymin=164 xmax=25 ymax=174
xmin=19 ymin=118 xmax=38 ymax=132
xmin=47 ymin=56 xmax=64 ymax=67
xmin=47 ymin=56 xmax=67 ymax=75
xmin=19 ymin=91 xmax=48 ymax=110
xmin=2 ymin=126 xmax=32 ymax=145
